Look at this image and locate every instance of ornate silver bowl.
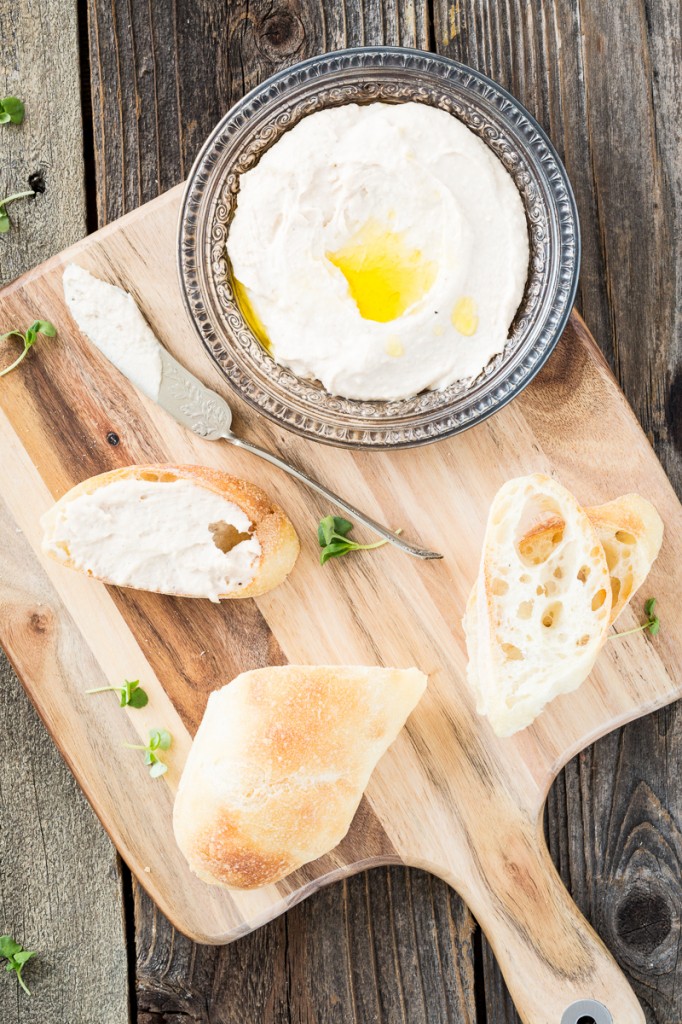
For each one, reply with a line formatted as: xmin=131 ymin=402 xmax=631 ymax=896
xmin=178 ymin=46 xmax=580 ymax=449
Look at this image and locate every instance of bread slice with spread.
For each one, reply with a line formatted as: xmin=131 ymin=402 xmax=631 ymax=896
xmin=173 ymin=665 xmax=427 ymax=889
xmin=41 ymin=463 xmax=299 ymax=601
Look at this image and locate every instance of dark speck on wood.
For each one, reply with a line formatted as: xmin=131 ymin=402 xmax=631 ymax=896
xmin=28 ymin=170 xmax=46 ymax=194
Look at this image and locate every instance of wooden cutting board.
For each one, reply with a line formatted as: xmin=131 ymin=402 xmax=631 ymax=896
xmin=1 ymin=184 xmax=680 ymax=1024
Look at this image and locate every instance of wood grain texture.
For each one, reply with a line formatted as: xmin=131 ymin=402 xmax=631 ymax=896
xmin=0 ymin=0 xmax=86 ymax=280
xmin=135 ymin=869 xmax=476 ymax=1024
xmin=0 ymin=3 xmax=128 ymax=1022
xmin=83 ymin=4 xmax=479 ymax=1023
xmin=2 ymin=191 xmax=682 ymax=1021
xmin=1 ymin=2 xmax=678 ymax=1022
xmin=0 ymin=499 xmax=130 ymax=1024
xmin=433 ymin=1 xmax=682 ymax=1020
xmin=86 ymin=0 xmax=430 ymax=223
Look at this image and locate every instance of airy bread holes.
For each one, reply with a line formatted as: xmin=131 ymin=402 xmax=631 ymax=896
xmin=490 ymin=578 xmax=509 ymax=596
xmin=601 ymin=540 xmax=618 ymax=571
xmin=611 ymin=577 xmax=621 ymax=605
xmin=515 ymin=496 xmax=565 ymax=567
xmin=615 ymin=530 xmax=636 ymax=545
xmin=517 ymin=600 xmax=533 ymax=620
xmin=501 ymin=642 xmax=524 ymax=661
xmin=541 ymin=602 xmax=562 ymax=629
xmin=591 ymin=588 xmax=607 ymax=611
xmin=577 ymin=565 xmax=591 ymax=583
xmin=210 ymin=521 xmax=252 ymax=553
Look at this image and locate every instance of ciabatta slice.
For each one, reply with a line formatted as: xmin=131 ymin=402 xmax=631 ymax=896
xmin=41 ymin=464 xmax=299 ymax=601
xmin=464 ymin=474 xmax=612 ymax=737
xmin=586 ymin=495 xmax=663 ymax=625
xmin=506 ymin=493 xmax=663 ymax=627
xmin=173 ymin=665 xmax=427 ymax=888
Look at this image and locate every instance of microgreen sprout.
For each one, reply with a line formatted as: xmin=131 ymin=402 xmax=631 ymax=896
xmin=86 ymin=678 xmax=149 ymax=708
xmin=0 ymin=189 xmax=35 ymax=233
xmin=0 ymin=320 xmax=55 ymax=377
xmin=124 ymin=728 xmax=172 ymax=778
xmin=610 ymin=597 xmax=660 ymax=639
xmin=0 ymin=935 xmax=35 ymax=995
xmin=0 ymin=97 xmax=25 ymax=125
xmin=317 ymin=515 xmax=395 ymax=565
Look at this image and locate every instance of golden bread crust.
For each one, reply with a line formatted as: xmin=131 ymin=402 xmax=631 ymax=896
xmin=172 ymin=665 xmax=427 ymax=889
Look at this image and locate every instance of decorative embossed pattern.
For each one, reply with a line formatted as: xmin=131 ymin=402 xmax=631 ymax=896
xmin=159 ymin=355 xmax=234 ymax=440
xmin=178 ymin=47 xmax=580 ymax=449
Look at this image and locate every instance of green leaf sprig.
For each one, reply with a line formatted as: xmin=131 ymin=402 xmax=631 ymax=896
xmin=317 ymin=515 xmax=393 ymax=565
xmin=124 ymin=728 xmax=172 ymax=778
xmin=86 ymin=678 xmax=149 ymax=708
xmin=0 ymin=189 xmax=35 ymax=233
xmin=0 ymin=935 xmax=35 ymax=995
xmin=0 ymin=320 xmax=55 ymax=377
xmin=0 ymin=97 xmax=25 ymax=125
xmin=610 ymin=597 xmax=660 ymax=639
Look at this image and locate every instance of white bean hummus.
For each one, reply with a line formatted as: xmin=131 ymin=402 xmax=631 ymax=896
xmin=227 ymin=102 xmax=529 ymax=402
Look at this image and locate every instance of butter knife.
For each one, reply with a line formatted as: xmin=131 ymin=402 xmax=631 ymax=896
xmin=154 ymin=348 xmax=442 ymax=559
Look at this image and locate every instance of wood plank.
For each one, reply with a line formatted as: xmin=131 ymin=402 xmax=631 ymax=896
xmin=87 ymin=0 xmax=430 ymax=223
xmin=433 ymin=0 xmax=682 ymax=1019
xmin=83 ymin=4 xmax=479 ymax=1023
xmin=0 ymin=499 xmax=131 ymax=1023
xmin=0 ymin=0 xmax=86 ymax=281
xmin=0 ymin=2 xmax=128 ymax=1022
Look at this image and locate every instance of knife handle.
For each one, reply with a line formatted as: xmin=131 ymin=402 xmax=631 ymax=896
xmin=222 ymin=432 xmax=442 ymax=560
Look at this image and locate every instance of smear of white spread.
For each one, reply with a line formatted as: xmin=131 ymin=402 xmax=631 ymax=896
xmin=42 ymin=478 xmax=262 ymax=601
xmin=63 ymin=262 xmax=163 ymax=400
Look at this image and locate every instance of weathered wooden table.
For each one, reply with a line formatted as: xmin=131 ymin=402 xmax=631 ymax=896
xmin=1 ymin=2 xmax=680 ymax=1022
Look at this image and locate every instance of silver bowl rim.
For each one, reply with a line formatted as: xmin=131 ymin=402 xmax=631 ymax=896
xmin=177 ymin=45 xmax=581 ymax=449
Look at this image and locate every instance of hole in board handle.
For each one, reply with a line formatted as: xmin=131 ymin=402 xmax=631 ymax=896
xmin=561 ymin=1000 xmax=613 ymax=1024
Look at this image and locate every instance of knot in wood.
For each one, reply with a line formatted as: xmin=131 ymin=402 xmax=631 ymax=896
xmin=258 ymin=7 xmax=304 ymax=58
xmin=28 ymin=170 xmax=46 ymax=194
xmin=29 ymin=610 xmax=51 ymax=635
xmin=615 ymin=887 xmax=672 ymax=954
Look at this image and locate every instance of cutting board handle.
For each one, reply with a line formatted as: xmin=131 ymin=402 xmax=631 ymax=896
xmin=446 ymin=814 xmax=645 ymax=1024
